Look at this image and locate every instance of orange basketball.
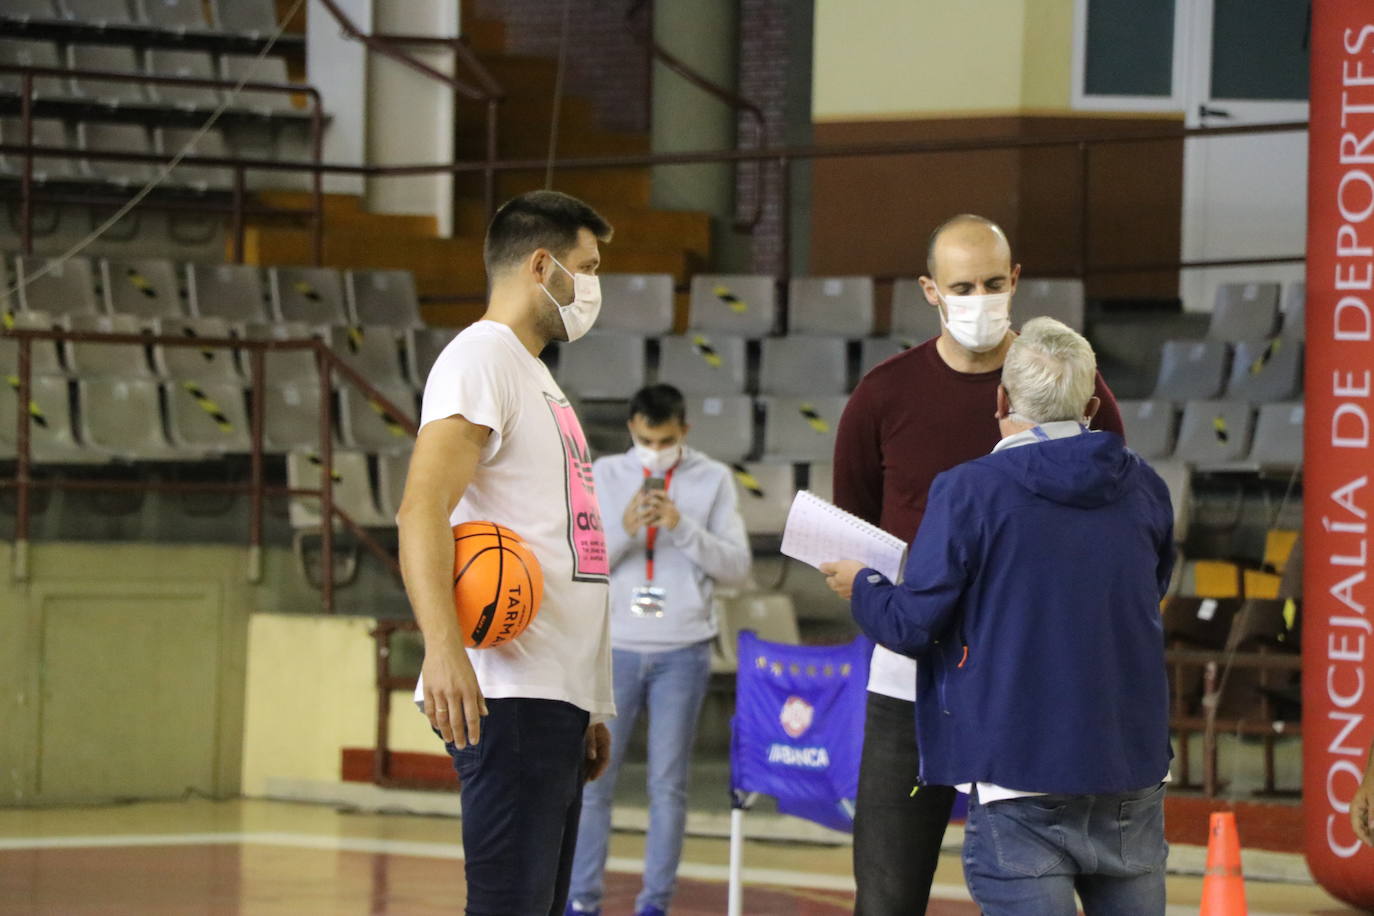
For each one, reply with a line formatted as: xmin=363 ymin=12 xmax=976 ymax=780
xmin=452 ymin=521 xmax=544 ymax=649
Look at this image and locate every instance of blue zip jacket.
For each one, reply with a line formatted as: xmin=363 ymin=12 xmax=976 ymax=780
xmin=850 ymin=429 xmax=1174 ymax=795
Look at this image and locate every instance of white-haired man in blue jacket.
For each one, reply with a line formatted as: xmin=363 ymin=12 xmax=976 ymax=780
xmin=823 ymin=316 xmax=1175 ymax=916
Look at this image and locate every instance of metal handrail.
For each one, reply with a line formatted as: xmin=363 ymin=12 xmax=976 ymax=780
xmin=624 ymin=0 xmax=767 ymax=231
xmin=1 ymin=62 xmax=325 ymax=263
xmin=0 ymin=327 xmax=417 ymax=612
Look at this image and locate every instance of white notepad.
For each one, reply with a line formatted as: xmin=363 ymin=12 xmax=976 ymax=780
xmin=780 ymin=490 xmax=907 ymax=582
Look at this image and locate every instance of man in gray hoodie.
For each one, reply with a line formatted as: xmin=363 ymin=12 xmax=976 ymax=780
xmin=567 ymin=383 xmax=751 ymax=916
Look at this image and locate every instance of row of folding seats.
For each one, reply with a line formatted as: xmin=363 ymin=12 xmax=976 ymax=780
xmin=0 ymin=117 xmax=311 ymax=192
xmin=591 ymin=273 xmax=1087 ymax=338
xmin=0 ymin=373 xmax=417 ymax=462
xmin=1152 ymin=337 xmax=1303 ymax=404
xmin=0 ymin=254 xmax=423 ymax=327
xmin=283 ymin=447 xmax=833 ymax=542
xmin=0 ymin=39 xmax=301 ymax=114
xmin=1122 ymin=398 xmax=1302 ymax=468
xmin=3 ymin=0 xmax=280 ymax=38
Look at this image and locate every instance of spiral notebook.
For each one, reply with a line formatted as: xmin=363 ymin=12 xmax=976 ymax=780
xmin=781 ymin=490 xmax=908 ymax=582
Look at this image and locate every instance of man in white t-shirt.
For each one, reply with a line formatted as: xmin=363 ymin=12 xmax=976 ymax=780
xmin=398 ymin=190 xmax=616 ymax=916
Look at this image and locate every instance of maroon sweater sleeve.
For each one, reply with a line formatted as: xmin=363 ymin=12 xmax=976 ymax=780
xmin=1090 ymin=370 xmax=1125 ymax=441
xmin=832 ymin=377 xmax=884 ymax=526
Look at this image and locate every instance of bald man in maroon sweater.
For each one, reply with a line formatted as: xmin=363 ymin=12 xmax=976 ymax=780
xmin=833 ymin=215 xmax=1126 ymax=914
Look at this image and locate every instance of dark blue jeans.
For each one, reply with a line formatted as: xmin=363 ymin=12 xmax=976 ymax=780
xmin=962 ymin=782 xmax=1168 ymax=916
xmin=445 ymin=697 xmax=590 ymax=916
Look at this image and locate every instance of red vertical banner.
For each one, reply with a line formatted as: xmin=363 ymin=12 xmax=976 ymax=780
xmin=1305 ymin=0 xmax=1374 ymax=906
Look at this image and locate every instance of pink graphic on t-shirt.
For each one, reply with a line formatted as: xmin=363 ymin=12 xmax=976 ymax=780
xmin=546 ymin=395 xmax=608 ymax=581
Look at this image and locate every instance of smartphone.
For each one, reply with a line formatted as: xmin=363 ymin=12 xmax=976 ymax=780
xmin=642 ymin=477 xmax=666 ymax=494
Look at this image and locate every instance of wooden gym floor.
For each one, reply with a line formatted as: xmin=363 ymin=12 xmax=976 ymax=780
xmin=0 ymin=799 xmax=1364 ymax=915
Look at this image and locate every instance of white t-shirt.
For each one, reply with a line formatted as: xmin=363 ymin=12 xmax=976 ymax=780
xmin=412 ymin=321 xmax=615 ymax=720
xmin=868 ymin=638 xmax=917 ymax=701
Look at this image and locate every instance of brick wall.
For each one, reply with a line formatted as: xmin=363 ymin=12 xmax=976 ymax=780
xmin=738 ymin=0 xmax=801 ymax=275
xmin=474 ymin=0 xmax=650 ymax=133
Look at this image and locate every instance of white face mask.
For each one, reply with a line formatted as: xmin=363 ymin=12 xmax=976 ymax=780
xmin=634 ymin=443 xmax=682 ymax=475
xmin=935 ymin=288 xmax=1012 ymax=353
xmin=540 ymin=253 xmax=601 ymax=342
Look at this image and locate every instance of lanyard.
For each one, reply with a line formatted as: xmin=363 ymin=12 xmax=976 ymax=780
xmin=643 ymin=465 xmax=677 ymax=582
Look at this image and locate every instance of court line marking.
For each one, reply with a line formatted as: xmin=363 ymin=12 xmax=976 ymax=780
xmin=0 ymin=833 xmax=1306 ymax=913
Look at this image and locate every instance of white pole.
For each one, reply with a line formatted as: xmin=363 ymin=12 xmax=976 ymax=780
xmin=727 ymin=806 xmax=746 ymax=916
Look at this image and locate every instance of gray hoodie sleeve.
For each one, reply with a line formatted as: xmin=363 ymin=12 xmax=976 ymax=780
xmin=664 ymin=464 xmax=751 ymax=586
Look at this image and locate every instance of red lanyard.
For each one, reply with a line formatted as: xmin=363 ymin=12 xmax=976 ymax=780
xmin=643 ymin=465 xmax=676 ymax=582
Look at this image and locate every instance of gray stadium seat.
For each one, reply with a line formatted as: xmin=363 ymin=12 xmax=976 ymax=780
xmin=1149 ymin=459 xmax=1193 ymax=544
xmin=68 ymin=44 xmax=146 ymax=106
xmin=164 ymin=379 xmax=249 ymax=454
xmin=347 ymin=269 xmax=421 ymax=329
xmin=404 ymin=326 xmax=453 ymax=389
xmin=151 ymin=316 xmax=239 ymax=381
xmin=731 ymin=461 xmax=796 ymax=536
xmin=859 ymin=338 xmax=907 ymax=377
xmin=656 ymin=333 xmax=747 ymax=395
xmin=226 ymin=121 xmax=312 ymax=191
xmin=1209 ymin=282 xmax=1281 ymax=340
xmin=0 ymin=40 xmax=65 ymax=100
xmin=260 ymin=381 xmax=321 ymax=452
xmin=0 ymin=119 xmax=78 ymax=182
xmin=221 ymin=54 xmax=296 ymax=114
xmin=1249 ymin=402 xmax=1303 ymax=468
xmin=689 ymin=274 xmax=776 ymax=336
xmin=326 ymin=325 xmax=407 ymax=390
xmin=286 ymin=449 xmax=392 ymax=530
xmin=758 ymin=337 xmax=848 ymax=396
xmin=101 ymin=257 xmax=183 ymax=319
xmin=759 ymin=395 xmax=847 ymax=462
xmin=1117 ymin=399 xmax=1176 ymax=460
xmin=597 ymin=273 xmax=674 ymax=335
xmin=338 ymin=381 xmax=416 ymax=454
xmin=79 ymin=122 xmax=156 ymax=186
xmin=17 ymin=256 xmax=100 ymax=318
xmin=889 ymin=279 xmax=942 ymax=344
xmin=212 ymin=0 xmax=278 ymax=37
xmin=1174 ymin=400 xmax=1255 ymax=465
xmin=788 ymin=276 xmax=875 ymax=336
xmin=0 ymin=310 xmax=65 ymax=377
xmin=1152 ymin=339 xmax=1230 ymax=402
xmin=0 ymin=374 xmax=98 ymax=463
xmin=1280 ymin=281 xmax=1305 ymax=340
xmin=187 ymin=262 xmax=268 ymax=322
xmin=807 ymin=461 xmax=834 ymax=503
xmin=555 ymin=332 xmax=645 ymax=399
xmin=141 ymin=0 xmax=211 ymax=31
xmin=145 ymin=50 xmax=221 ymax=109
xmin=1017 ymin=278 xmax=1085 ymax=332
xmin=269 ymin=266 xmax=348 ymax=325
xmin=63 ymin=313 xmax=153 ymax=377
xmin=157 ymin=127 xmax=233 ymax=191
xmin=375 ymin=449 xmax=411 ymax=520
xmin=4 ymin=2 xmax=63 ymax=23
xmin=244 ymin=321 xmax=318 ymax=387
xmin=685 ymin=395 xmax=752 ymax=463
xmin=60 ymin=0 xmax=137 ymax=25
xmin=77 ymin=377 xmax=179 ymax=459
xmin=1225 ymin=338 xmax=1302 ymax=404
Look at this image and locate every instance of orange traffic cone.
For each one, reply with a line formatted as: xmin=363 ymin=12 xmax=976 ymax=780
xmin=1200 ymin=811 xmax=1248 ymax=915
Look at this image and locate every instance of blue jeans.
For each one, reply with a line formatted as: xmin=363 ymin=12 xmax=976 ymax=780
xmin=445 ymin=698 xmax=590 ymax=916
xmin=963 ymin=782 xmax=1168 ymax=916
xmin=569 ymin=642 xmax=713 ymax=913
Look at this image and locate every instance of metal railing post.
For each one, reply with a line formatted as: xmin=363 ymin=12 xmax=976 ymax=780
xmin=231 ymin=165 xmax=247 ymax=264
xmin=19 ymin=74 xmax=34 ymax=257
xmin=317 ymin=344 xmax=335 ymax=614
xmin=247 ymin=348 xmax=266 ymax=583
xmin=310 ymin=97 xmax=325 ymax=266
xmin=485 ymin=98 xmax=499 ymax=222
xmin=14 ymin=334 xmax=32 ymax=580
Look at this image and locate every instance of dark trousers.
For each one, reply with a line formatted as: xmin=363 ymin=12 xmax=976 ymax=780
xmin=445 ymin=697 xmax=590 ymax=916
xmin=853 ymin=691 xmax=957 ymax=915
